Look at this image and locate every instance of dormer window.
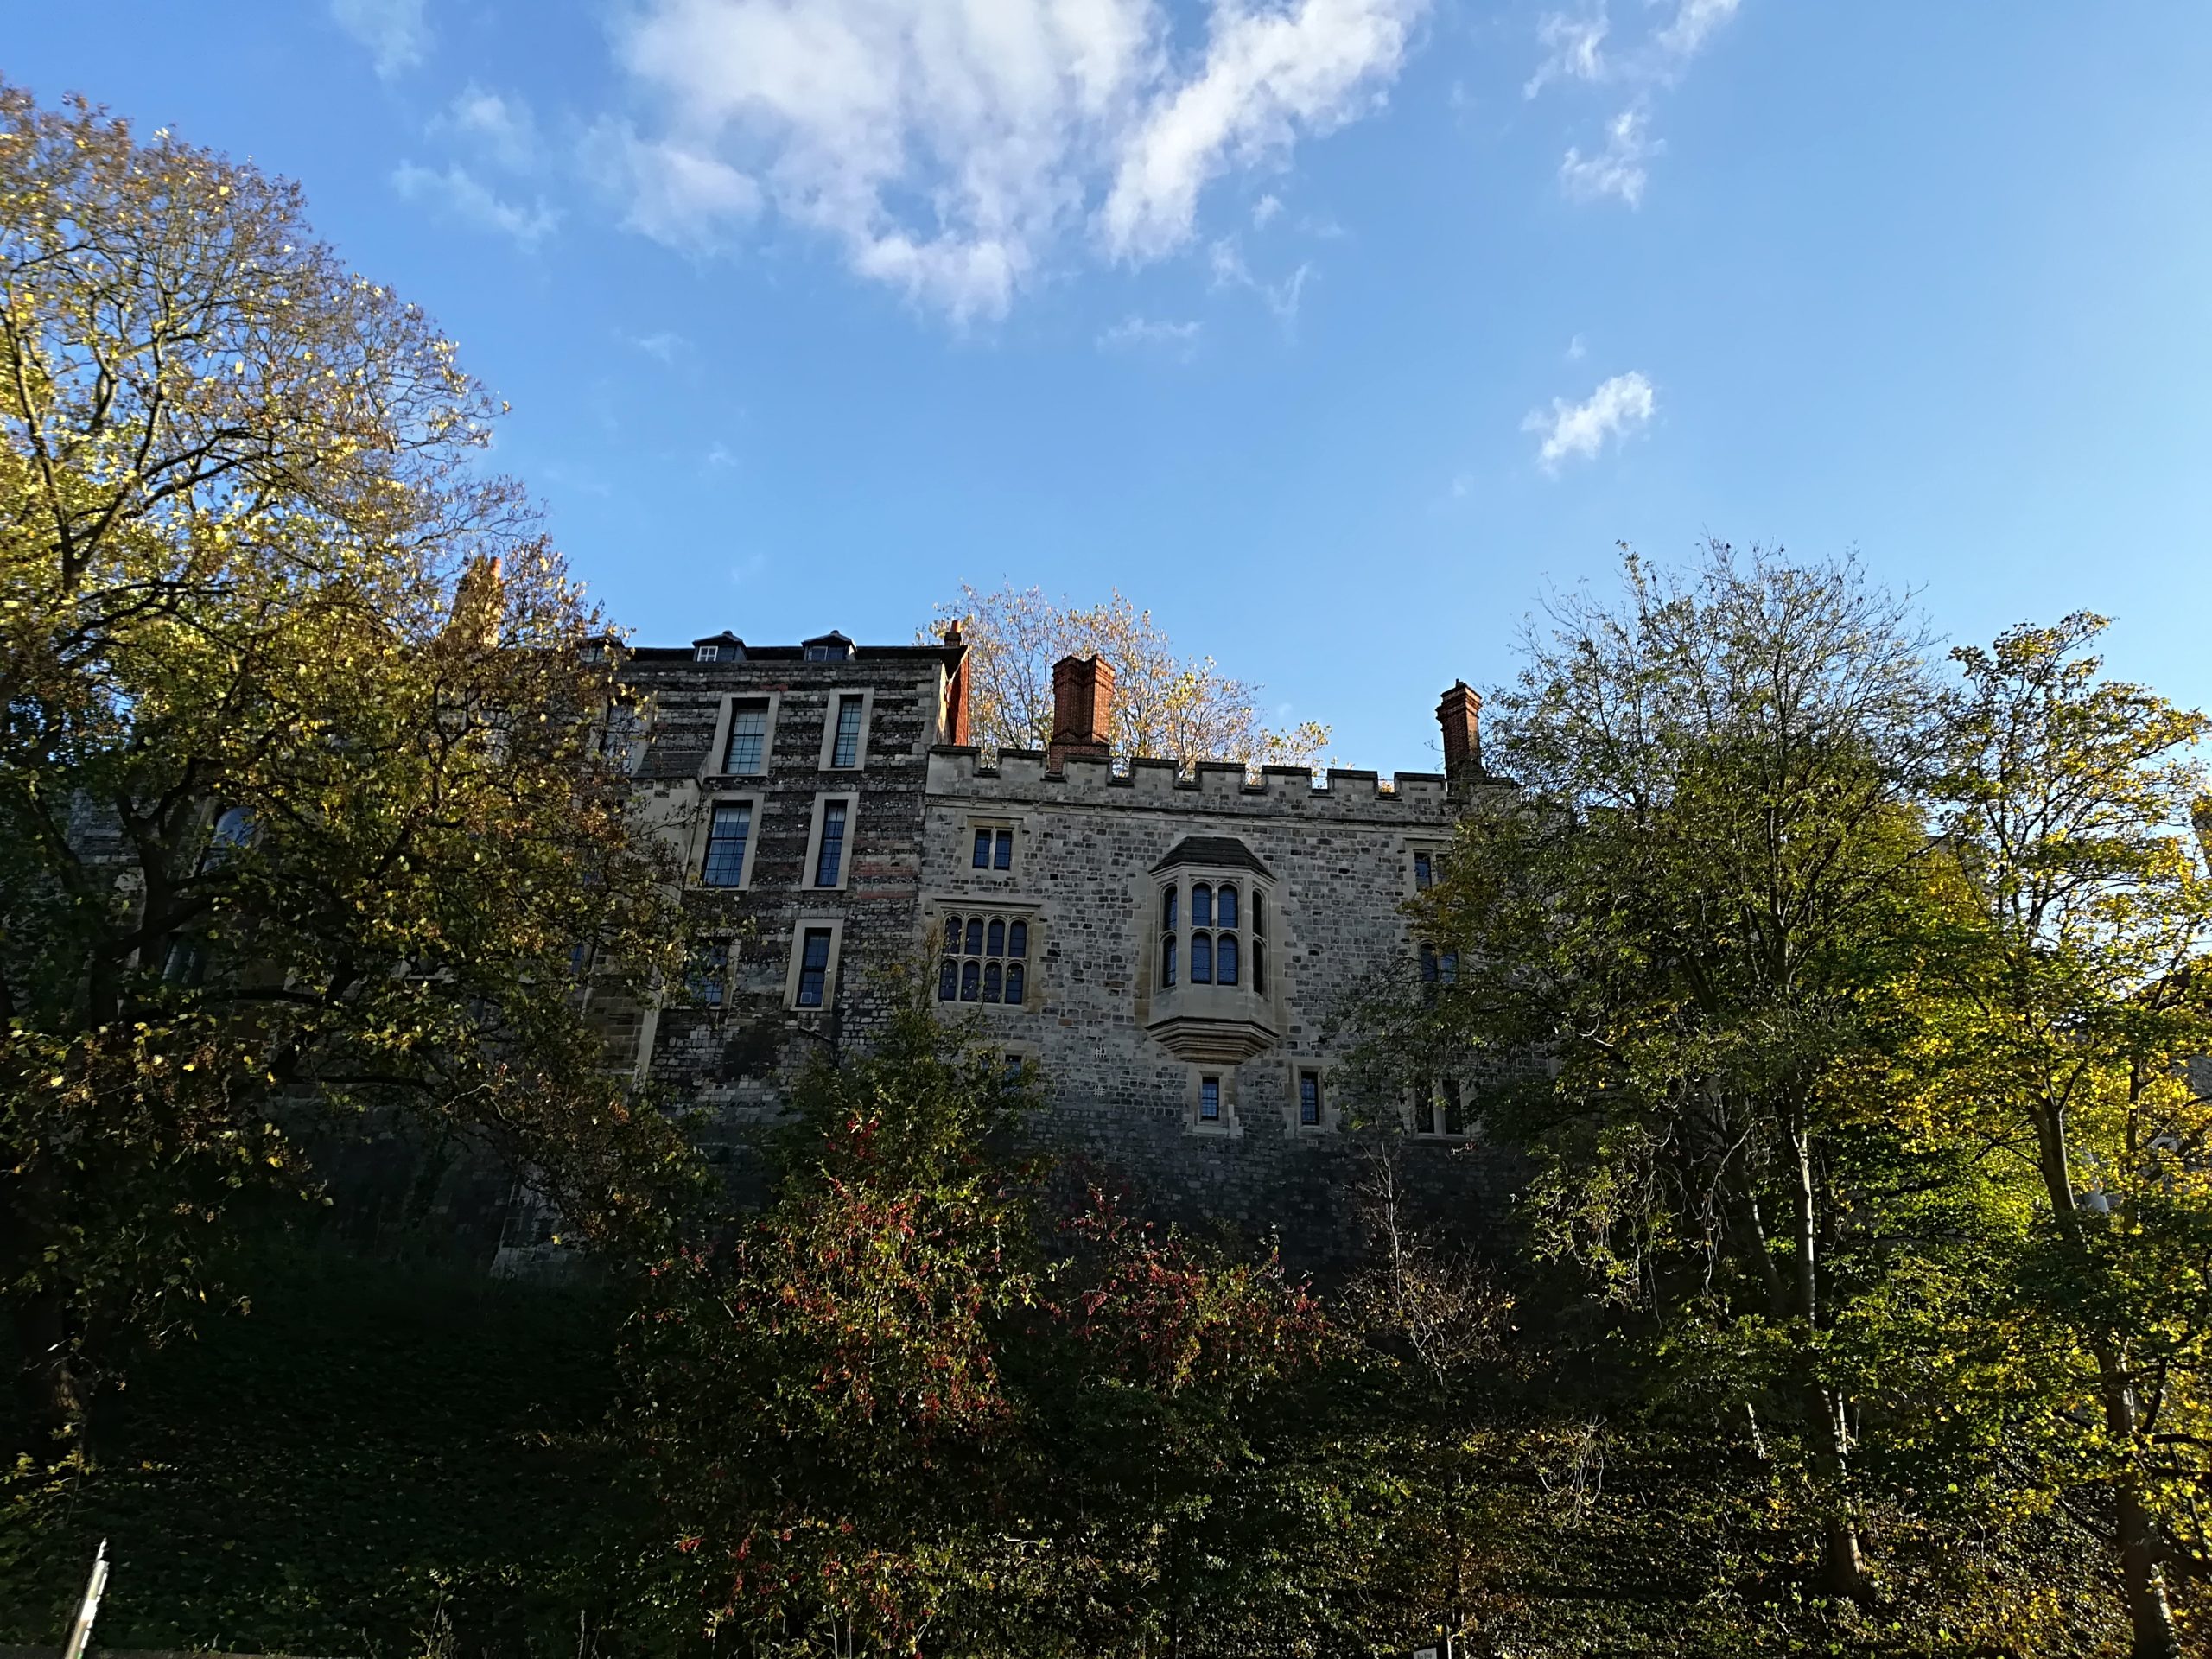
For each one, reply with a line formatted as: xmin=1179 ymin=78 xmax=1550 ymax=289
xmin=803 ymin=631 xmax=855 ymax=663
xmin=694 ymin=632 xmax=745 ymax=664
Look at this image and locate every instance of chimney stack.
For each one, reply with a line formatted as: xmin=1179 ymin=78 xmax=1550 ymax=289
xmin=1049 ymin=653 xmax=1115 ymax=771
xmin=941 ymin=622 xmax=971 ymax=747
xmin=1437 ymin=680 xmax=1482 ymax=785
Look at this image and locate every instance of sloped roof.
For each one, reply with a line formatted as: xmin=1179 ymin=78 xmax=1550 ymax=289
xmin=1150 ymin=836 xmax=1274 ymax=879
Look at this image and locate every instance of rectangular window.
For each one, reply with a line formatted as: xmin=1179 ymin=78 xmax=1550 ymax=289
xmin=1414 ymin=851 xmax=1433 ymax=890
xmin=702 ymin=801 xmax=752 ymax=887
xmin=696 ymin=643 xmax=720 ymax=663
xmin=724 ymin=700 xmax=771 ymax=772
xmin=688 ymin=941 xmax=728 ymax=1007
xmin=795 ymin=927 xmax=833 ymax=1008
xmin=993 ymin=829 xmax=1013 ymax=869
xmin=1199 ymin=1076 xmax=1220 ymax=1121
xmin=814 ymin=799 xmax=849 ymax=887
xmin=1299 ymin=1071 xmax=1322 ymax=1127
xmin=973 ymin=829 xmax=992 ymax=868
xmin=830 ymin=695 xmax=865 ymax=768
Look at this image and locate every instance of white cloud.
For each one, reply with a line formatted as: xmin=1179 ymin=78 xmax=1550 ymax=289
xmin=331 ymin=0 xmax=428 ymax=78
xmin=623 ymin=329 xmax=692 ymax=364
xmin=1253 ymin=192 xmax=1283 ymax=226
xmin=1559 ymin=106 xmax=1656 ymax=207
xmin=1566 ymin=332 xmax=1586 ymax=360
xmin=1208 ymin=237 xmax=1313 ymax=327
xmin=391 ymin=162 xmax=561 ymax=247
xmin=437 ymin=86 xmax=540 ymax=173
xmin=1101 ymin=0 xmax=1421 ymax=263
xmin=1656 ymin=0 xmax=1741 ymax=60
xmin=1097 ymin=315 xmax=1202 ymax=355
xmin=604 ymin=0 xmax=1423 ymax=321
xmin=1524 ymin=371 xmax=1656 ymax=469
xmin=580 ymin=119 xmax=764 ymax=253
xmin=1524 ymin=8 xmax=1608 ymax=98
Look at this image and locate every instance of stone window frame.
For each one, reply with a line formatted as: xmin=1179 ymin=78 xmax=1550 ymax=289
xmin=1407 ymin=1074 xmax=1477 ymax=1141
xmin=685 ymin=938 xmax=732 ymax=1010
xmin=816 ymin=687 xmax=876 ymax=772
xmin=1406 ymin=836 xmax=1450 ymax=896
xmin=704 ymin=691 xmax=784 ymax=779
xmin=1155 ymin=866 xmax=1272 ymax=996
xmin=802 ymin=791 xmax=861 ymax=892
xmin=997 ymin=1040 xmax=1040 ymax=1084
xmin=1285 ymin=1058 xmax=1342 ymax=1136
xmin=963 ymin=812 xmax=1026 ymax=879
xmin=782 ymin=916 xmax=848 ymax=1011
xmin=932 ymin=900 xmax=1043 ymax=1012
xmin=1185 ymin=1065 xmax=1243 ymax=1138
xmin=692 ymin=789 xmax=765 ymax=890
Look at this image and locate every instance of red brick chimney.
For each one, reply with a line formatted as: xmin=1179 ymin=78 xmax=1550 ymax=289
xmin=941 ymin=622 xmax=971 ymax=747
xmin=1437 ymin=680 xmax=1482 ymax=783
xmin=1048 ymin=653 xmax=1115 ymax=770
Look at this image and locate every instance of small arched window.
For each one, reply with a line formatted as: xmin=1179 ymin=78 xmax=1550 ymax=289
xmin=1192 ymin=884 xmax=1213 ymax=928
xmin=1419 ymin=944 xmax=1439 ymax=983
xmin=1253 ymin=891 xmax=1266 ymax=938
xmin=965 ymin=918 xmax=984 ymax=956
xmin=1161 ymin=935 xmax=1178 ymax=988
xmin=987 ymin=918 xmax=1006 ymax=957
xmin=938 ymin=957 xmax=959 ymax=1001
xmin=1217 ymin=885 xmax=1238 ymax=929
xmin=1008 ymin=920 xmax=1028 ymax=958
xmin=962 ymin=960 xmax=981 ymax=1001
xmin=1005 ymin=962 xmax=1026 ymax=1004
xmin=944 ymin=916 xmax=961 ymax=951
xmin=1217 ymin=933 xmax=1239 ymax=986
xmin=204 ymin=805 xmax=255 ymax=868
xmin=1191 ymin=933 xmax=1213 ymax=984
xmin=1440 ymin=950 xmax=1459 ymax=986
xmin=983 ymin=963 xmax=1003 ymax=1002
xmin=1252 ymin=936 xmax=1267 ymax=994
xmin=1162 ymin=887 xmax=1179 ymax=931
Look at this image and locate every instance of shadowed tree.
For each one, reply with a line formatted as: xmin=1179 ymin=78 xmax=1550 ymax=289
xmin=0 ymin=85 xmax=694 ymax=1449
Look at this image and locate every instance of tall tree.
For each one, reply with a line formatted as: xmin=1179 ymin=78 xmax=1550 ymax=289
xmin=0 ymin=86 xmax=691 ymax=1446
xmin=1374 ymin=545 xmax=1961 ymax=1599
xmin=924 ymin=582 xmax=1328 ymax=770
xmin=1936 ymin=615 xmax=2212 ymax=1658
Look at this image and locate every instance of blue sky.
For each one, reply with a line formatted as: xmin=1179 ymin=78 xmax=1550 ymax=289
xmin=16 ymin=3 xmax=2212 ymax=772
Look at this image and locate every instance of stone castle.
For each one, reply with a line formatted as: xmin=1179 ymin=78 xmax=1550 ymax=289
xmin=564 ymin=625 xmax=1517 ymax=1261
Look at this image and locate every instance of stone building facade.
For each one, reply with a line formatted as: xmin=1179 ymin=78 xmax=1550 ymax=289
xmin=605 ymin=629 xmax=1514 ymax=1255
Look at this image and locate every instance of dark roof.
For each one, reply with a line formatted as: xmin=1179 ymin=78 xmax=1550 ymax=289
xmin=623 ymin=642 xmax=963 ymax=664
xmin=1151 ymin=836 xmax=1274 ymax=879
xmin=691 ymin=631 xmax=744 ymax=649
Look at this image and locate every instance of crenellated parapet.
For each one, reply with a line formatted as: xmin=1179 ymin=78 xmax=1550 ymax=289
xmin=926 ymin=746 xmax=1491 ymax=820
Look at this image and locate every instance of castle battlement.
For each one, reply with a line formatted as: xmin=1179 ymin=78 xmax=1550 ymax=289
xmin=926 ymin=747 xmax=1465 ymax=817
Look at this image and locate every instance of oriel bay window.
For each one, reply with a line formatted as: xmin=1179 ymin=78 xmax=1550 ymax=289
xmin=1146 ymin=836 xmax=1279 ymax=1065
xmin=938 ymin=911 xmax=1033 ymax=1006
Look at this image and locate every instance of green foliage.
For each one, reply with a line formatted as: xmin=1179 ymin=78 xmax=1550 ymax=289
xmin=0 ymin=1246 xmax=652 ymax=1659
xmin=0 ymin=82 xmax=698 ymax=1447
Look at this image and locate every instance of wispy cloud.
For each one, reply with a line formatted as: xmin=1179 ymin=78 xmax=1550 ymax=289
xmin=1527 ymin=0 xmax=1740 ymax=207
xmin=1209 ymin=238 xmax=1314 ymax=330
xmin=1524 ymin=371 xmax=1656 ymax=469
xmin=1097 ymin=315 xmax=1202 ymax=358
xmin=1566 ymin=332 xmax=1586 ymax=360
xmin=580 ymin=118 xmax=764 ymax=255
xmin=1252 ymin=193 xmax=1283 ymax=228
xmin=602 ymin=0 xmax=1424 ymax=323
xmin=330 ymin=0 xmax=427 ymax=78
xmin=1524 ymin=7 xmax=1608 ymax=98
xmin=391 ymin=162 xmax=561 ymax=247
xmin=622 ymin=329 xmax=692 ymax=365
xmin=1656 ymin=0 xmax=1742 ymax=60
xmin=435 ymin=86 xmax=540 ymax=174
xmin=1559 ymin=107 xmax=1656 ymax=207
